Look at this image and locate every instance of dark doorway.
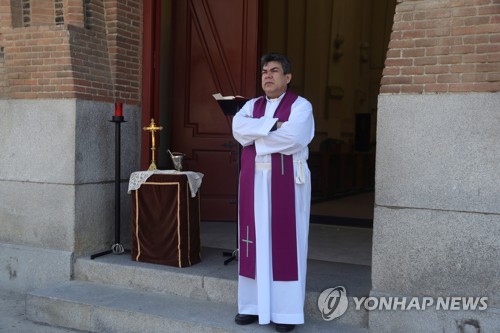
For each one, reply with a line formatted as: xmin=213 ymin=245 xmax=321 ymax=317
xmin=143 ymin=0 xmax=397 ymax=225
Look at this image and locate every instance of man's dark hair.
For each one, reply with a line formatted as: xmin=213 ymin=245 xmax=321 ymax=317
xmin=261 ymin=53 xmax=292 ymax=74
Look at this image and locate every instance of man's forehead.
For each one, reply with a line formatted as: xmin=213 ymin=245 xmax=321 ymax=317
xmin=262 ymin=61 xmax=283 ymax=71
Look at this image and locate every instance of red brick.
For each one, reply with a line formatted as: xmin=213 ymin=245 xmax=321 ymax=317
xmin=415 ymin=38 xmax=439 ymax=47
xmin=382 ymin=67 xmax=400 ymax=76
xmin=381 ymin=76 xmax=412 ymax=85
xmin=464 ymin=16 xmax=491 ymax=26
xmin=451 ymin=45 xmax=475 ymax=54
xmin=450 ymin=64 xmax=476 ymax=73
xmin=402 ymin=48 xmax=426 ymax=58
xmin=473 ymin=82 xmax=500 ymax=92
xmin=475 ymin=23 xmax=500 ymax=34
xmin=425 ymin=65 xmax=450 ymax=74
xmin=380 ymin=85 xmax=401 ymax=94
xmin=437 ymin=34 xmax=463 ymax=47
xmin=437 ymin=73 xmax=460 ymax=83
xmin=452 ymin=7 xmax=478 ymax=17
xmin=414 ymin=19 xmax=446 ymax=29
xmin=427 ymin=27 xmax=452 ymax=38
xmin=486 ymin=53 xmax=500 ymax=62
xmin=477 ymin=5 xmax=500 ymax=15
xmin=448 ymin=83 xmax=474 ymax=92
xmin=476 ymin=63 xmax=500 ymax=72
xmin=386 ymin=49 xmax=402 ymax=59
xmin=438 ymin=55 xmax=463 ymax=64
xmin=402 ymin=30 xmax=427 ymax=39
xmin=452 ymin=17 xmax=466 ymax=27
xmin=394 ymin=21 xmax=415 ymax=30
xmin=385 ymin=58 xmax=414 ymax=67
xmin=402 ymin=84 xmax=424 ymax=93
xmin=424 ymin=83 xmax=448 ymax=93
xmin=486 ymin=72 xmax=500 ymax=81
xmin=402 ymin=66 xmax=425 ymax=75
xmin=426 ymin=46 xmax=451 ymax=56
xmin=477 ymin=44 xmax=500 ymax=53
xmin=462 ymin=73 xmax=487 ymax=82
xmin=396 ymin=3 xmax=416 ymax=13
xmin=414 ymin=57 xmax=438 ymax=66
xmin=426 ymin=9 xmax=452 ymax=20
xmin=402 ymin=13 xmax=413 ymax=21
xmin=464 ymin=34 xmax=490 ymax=44
xmin=414 ymin=75 xmax=437 ymax=84
xmin=463 ymin=53 xmax=489 ymax=63
xmin=464 ymin=0 xmax=491 ymax=6
xmin=452 ymin=26 xmax=476 ymax=35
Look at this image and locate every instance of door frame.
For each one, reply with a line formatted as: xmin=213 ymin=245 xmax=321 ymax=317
xmin=142 ymin=0 xmax=162 ymax=170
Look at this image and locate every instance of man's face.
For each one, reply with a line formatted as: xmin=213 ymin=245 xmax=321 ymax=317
xmin=261 ymin=61 xmax=291 ymax=99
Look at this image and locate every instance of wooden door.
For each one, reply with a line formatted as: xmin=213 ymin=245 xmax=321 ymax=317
xmin=170 ymin=0 xmax=260 ymax=221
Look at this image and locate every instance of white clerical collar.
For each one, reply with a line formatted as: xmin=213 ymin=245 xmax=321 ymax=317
xmin=266 ymin=92 xmax=286 ymax=103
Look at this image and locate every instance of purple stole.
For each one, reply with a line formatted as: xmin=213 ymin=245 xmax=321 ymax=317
xmin=239 ymin=91 xmax=299 ymax=281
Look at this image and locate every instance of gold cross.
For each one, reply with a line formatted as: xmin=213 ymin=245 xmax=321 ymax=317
xmin=143 ymin=118 xmax=163 ymax=170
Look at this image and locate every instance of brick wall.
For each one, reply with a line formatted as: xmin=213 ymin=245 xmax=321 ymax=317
xmin=0 ymin=0 xmax=9 ymax=95
xmin=381 ymin=0 xmax=500 ymax=93
xmin=3 ymin=26 xmax=73 ymax=99
xmin=0 ymin=38 xmax=4 ymax=92
xmin=0 ymin=0 xmax=142 ymax=104
xmin=0 ymin=0 xmax=13 ymax=28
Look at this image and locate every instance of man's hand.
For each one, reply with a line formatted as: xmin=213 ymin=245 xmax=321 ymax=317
xmin=271 ymin=121 xmax=284 ymax=132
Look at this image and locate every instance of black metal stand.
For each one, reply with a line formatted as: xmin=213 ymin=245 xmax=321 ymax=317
xmin=91 ymin=115 xmax=130 ymax=259
xmin=214 ymin=97 xmax=248 ymax=265
xmin=223 ymin=249 xmax=238 ymax=264
xmin=223 ymin=139 xmax=240 ymax=265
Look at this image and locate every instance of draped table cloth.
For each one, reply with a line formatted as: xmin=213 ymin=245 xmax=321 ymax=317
xmin=128 ymin=170 xmax=203 ymax=267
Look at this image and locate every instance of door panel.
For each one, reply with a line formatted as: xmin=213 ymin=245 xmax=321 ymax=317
xmin=171 ymin=0 xmax=260 ymax=221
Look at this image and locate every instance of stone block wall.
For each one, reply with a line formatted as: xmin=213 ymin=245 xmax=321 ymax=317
xmin=0 ymin=0 xmax=143 ymax=292
xmin=372 ymin=0 xmax=500 ymax=331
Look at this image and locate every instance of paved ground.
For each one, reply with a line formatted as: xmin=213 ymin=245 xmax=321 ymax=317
xmin=1 ymin=287 xmax=369 ymax=333
xmin=0 ymin=289 xmax=81 ymax=333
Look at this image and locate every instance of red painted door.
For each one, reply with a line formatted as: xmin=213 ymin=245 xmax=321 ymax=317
xmin=169 ymin=0 xmax=260 ymax=221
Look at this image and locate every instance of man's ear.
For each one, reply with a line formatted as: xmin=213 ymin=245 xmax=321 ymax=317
xmin=286 ymin=73 xmax=292 ymax=84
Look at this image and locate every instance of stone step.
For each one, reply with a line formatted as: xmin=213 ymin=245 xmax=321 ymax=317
xmin=26 ymin=281 xmax=368 ymax=333
xmin=73 ymin=247 xmax=371 ymax=327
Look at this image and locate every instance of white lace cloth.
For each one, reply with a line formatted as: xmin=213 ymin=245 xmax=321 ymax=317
xmin=127 ymin=170 xmax=204 ymax=197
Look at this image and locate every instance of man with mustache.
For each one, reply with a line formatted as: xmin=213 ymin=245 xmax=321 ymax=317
xmin=232 ymin=53 xmax=315 ymax=332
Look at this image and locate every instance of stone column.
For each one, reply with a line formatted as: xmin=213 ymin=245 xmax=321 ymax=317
xmin=0 ymin=0 xmax=143 ymax=293
xmin=370 ymin=0 xmax=500 ymax=331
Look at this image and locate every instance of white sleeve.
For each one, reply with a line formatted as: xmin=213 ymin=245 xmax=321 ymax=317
xmin=254 ymin=97 xmax=314 ymax=156
xmin=232 ymin=98 xmax=278 ymax=147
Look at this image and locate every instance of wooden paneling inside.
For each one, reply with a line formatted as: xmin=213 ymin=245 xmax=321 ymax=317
xmin=261 ymin=0 xmax=396 ymax=197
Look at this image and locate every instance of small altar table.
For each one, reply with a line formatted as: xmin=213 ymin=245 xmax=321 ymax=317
xmin=128 ymin=170 xmax=203 ymax=267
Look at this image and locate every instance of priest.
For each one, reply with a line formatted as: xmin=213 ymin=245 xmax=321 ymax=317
xmin=232 ymin=53 xmax=315 ymax=332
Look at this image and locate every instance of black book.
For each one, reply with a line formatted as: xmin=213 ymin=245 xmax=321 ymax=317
xmin=213 ymin=93 xmax=248 ymax=116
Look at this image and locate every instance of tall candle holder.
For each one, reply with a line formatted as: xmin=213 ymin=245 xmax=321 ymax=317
xmin=91 ymin=102 xmax=129 ymax=259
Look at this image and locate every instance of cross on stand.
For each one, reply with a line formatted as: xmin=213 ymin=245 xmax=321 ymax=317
xmin=143 ymin=118 xmax=163 ymax=171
